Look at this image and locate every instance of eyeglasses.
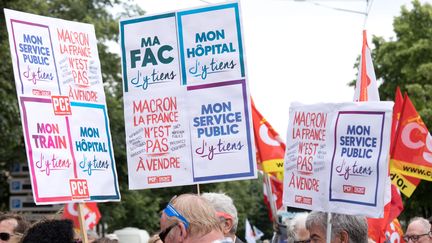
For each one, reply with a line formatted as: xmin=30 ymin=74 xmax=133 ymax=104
xmin=159 ymin=223 xmax=178 ymax=242
xmin=403 ymin=232 xmax=431 ymax=242
xmin=163 ymin=203 xmax=190 ymax=229
xmin=0 ymin=232 xmax=12 ymax=241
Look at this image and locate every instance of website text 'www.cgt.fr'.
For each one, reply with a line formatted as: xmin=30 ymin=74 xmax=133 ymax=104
xmin=402 ymin=165 xmax=432 ymax=179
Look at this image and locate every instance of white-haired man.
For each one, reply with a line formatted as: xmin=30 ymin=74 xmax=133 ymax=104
xmin=289 ymin=212 xmax=310 ymax=243
xmin=305 ymin=211 xmax=368 ymax=243
xmin=202 ymin=192 xmax=244 ymax=243
xmin=404 ymin=217 xmax=432 ymax=243
xmin=159 ymin=193 xmax=225 ymax=243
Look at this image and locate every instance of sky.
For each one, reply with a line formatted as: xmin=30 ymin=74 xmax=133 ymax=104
xmin=134 ymin=0 xmax=426 ymax=140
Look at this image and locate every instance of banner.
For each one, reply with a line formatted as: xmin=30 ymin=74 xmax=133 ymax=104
xmin=283 ymin=102 xmax=393 ymax=217
xmin=391 ymin=94 xmax=432 ymax=181
xmin=390 ymin=88 xmax=420 ymax=197
xmin=120 ymin=2 xmax=256 ymax=189
xmin=4 ymin=9 xmax=120 ymax=204
xmin=252 ymin=100 xmax=285 ymax=173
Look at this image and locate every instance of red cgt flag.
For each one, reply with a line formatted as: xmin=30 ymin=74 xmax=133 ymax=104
xmin=251 ymin=99 xmax=285 ymax=173
xmin=367 ymin=183 xmax=404 ymax=243
xmin=63 ymin=202 xmax=101 ymax=230
xmin=391 ymin=93 xmax=432 ymax=181
xmin=390 ymin=87 xmax=420 ymax=197
xmin=352 ymin=32 xmax=404 ymax=243
xmin=251 ymin=99 xmax=285 ymax=219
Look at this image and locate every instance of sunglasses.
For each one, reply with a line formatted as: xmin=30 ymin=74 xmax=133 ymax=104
xmin=163 ymin=203 xmax=190 ymax=229
xmin=403 ymin=232 xmax=431 ymax=242
xmin=0 ymin=232 xmax=11 ymax=241
xmin=158 ymin=222 xmax=178 ymax=242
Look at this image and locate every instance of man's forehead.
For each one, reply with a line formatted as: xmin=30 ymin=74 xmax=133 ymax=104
xmin=407 ymin=220 xmax=428 ymax=233
xmin=0 ymin=218 xmax=18 ymax=231
xmin=308 ymin=224 xmax=326 ymax=238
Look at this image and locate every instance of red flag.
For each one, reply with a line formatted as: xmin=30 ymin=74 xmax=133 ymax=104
xmin=391 ymin=87 xmax=404 ymax=151
xmin=251 ymin=99 xmax=285 ymax=219
xmin=352 ymin=32 xmax=404 ymax=243
xmin=63 ymin=202 xmax=101 ymax=230
xmin=354 ymin=30 xmax=380 ymax=102
xmin=390 ymin=88 xmax=420 ymax=197
xmin=368 ymin=185 xmax=404 ymax=243
xmin=391 ymin=94 xmax=432 ymax=181
xmin=251 ymin=100 xmax=285 ymax=173
xmin=385 ymin=218 xmax=405 ymax=243
xmin=263 ymin=172 xmax=284 ymax=220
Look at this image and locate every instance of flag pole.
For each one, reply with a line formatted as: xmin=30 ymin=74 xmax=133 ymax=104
xmin=78 ymin=203 xmax=89 ymax=243
xmin=326 ymin=212 xmax=332 ymax=243
xmin=196 ymin=184 xmax=201 ymax=195
xmin=264 ymin=173 xmax=278 ymax=223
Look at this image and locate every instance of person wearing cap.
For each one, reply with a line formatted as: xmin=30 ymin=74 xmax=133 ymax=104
xmin=202 ymin=192 xmax=244 ymax=243
xmin=159 ymin=194 xmax=224 ymax=243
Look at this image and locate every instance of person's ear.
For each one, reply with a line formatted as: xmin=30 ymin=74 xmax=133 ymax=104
xmin=176 ymin=223 xmax=188 ymax=242
xmin=222 ymin=218 xmax=234 ymax=234
xmin=339 ymin=231 xmax=349 ymax=243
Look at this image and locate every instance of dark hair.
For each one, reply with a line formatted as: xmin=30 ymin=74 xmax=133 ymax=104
xmin=0 ymin=213 xmax=30 ymax=234
xmin=21 ymin=219 xmax=75 ymax=243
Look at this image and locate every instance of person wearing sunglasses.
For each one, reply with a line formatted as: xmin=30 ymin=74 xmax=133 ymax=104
xmin=0 ymin=213 xmax=29 ymax=243
xmin=202 ymin=192 xmax=244 ymax=243
xmin=305 ymin=211 xmax=368 ymax=243
xmin=404 ymin=217 xmax=432 ymax=243
xmin=159 ymin=194 xmax=225 ymax=243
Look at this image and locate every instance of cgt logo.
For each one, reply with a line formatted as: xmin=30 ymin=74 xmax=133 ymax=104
xmin=69 ymin=179 xmax=89 ymax=199
xmin=401 ymin=122 xmax=432 ymax=164
xmin=52 ymin=96 xmax=71 ymax=115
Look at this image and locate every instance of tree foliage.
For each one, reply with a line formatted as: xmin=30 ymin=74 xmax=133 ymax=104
xmin=370 ymin=0 xmax=432 ymax=220
xmin=0 ymin=0 xmax=274 ymax=239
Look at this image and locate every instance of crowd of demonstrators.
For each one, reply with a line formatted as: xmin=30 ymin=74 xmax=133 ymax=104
xmin=288 ymin=212 xmax=310 ymax=243
xmin=404 ymin=217 xmax=432 ymax=243
xmin=1 ymin=199 xmax=432 ymax=243
xmin=305 ymin=211 xmax=368 ymax=243
xmin=202 ymin=192 xmax=244 ymax=243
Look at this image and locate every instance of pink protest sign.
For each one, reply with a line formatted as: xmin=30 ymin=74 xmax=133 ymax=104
xmin=5 ymin=9 xmax=120 ymax=204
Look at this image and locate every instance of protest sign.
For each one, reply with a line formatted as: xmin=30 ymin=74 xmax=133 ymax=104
xmin=120 ymin=1 xmax=256 ymax=189
xmin=283 ymin=102 xmax=393 ymax=217
xmin=5 ymin=9 xmax=120 ymax=204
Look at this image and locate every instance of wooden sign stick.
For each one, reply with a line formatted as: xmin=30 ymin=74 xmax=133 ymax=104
xmin=77 ymin=203 xmax=89 ymax=243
